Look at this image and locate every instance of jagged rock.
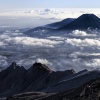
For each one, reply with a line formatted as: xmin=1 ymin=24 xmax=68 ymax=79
xmin=32 ymin=62 xmax=53 ymax=73
xmin=0 ymin=62 xmax=100 ymax=99
xmin=0 ymin=62 xmax=26 ymax=97
xmin=0 ymin=62 xmax=76 ymax=97
xmin=22 ymin=62 xmax=53 ymax=92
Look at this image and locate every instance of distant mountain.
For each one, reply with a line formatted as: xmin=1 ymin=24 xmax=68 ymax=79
xmin=0 ymin=62 xmax=100 ymax=98
xmin=59 ymin=14 xmax=100 ymax=30
xmin=45 ymin=18 xmax=75 ymax=29
xmin=24 ymin=14 xmax=100 ymax=37
xmin=24 ymin=26 xmax=53 ymax=37
xmin=24 ymin=18 xmax=75 ymax=37
xmin=24 ymin=18 xmax=75 ymax=36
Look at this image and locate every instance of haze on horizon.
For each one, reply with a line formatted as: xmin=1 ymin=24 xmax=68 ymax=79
xmin=0 ymin=0 xmax=100 ymax=11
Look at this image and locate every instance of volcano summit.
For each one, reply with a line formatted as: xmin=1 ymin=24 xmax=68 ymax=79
xmin=59 ymin=14 xmax=100 ymax=30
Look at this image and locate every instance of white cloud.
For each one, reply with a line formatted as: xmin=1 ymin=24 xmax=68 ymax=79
xmin=0 ymin=32 xmax=63 ymax=48
xmin=0 ymin=8 xmax=100 ymax=71
xmin=0 ymin=29 xmax=100 ymax=71
xmin=85 ymin=59 xmax=100 ymax=68
xmin=36 ymin=58 xmax=52 ymax=66
xmin=0 ymin=55 xmax=8 ymax=67
xmin=71 ymin=30 xmax=88 ymax=36
xmin=65 ymin=38 xmax=100 ymax=47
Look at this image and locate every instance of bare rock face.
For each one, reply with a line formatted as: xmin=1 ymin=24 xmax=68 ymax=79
xmin=31 ymin=62 xmax=53 ymax=73
xmin=0 ymin=62 xmax=75 ymax=97
xmin=0 ymin=62 xmax=100 ymax=100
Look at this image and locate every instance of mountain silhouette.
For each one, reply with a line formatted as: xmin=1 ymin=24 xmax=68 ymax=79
xmin=24 ymin=26 xmax=53 ymax=37
xmin=0 ymin=62 xmax=75 ymax=97
xmin=45 ymin=18 xmax=75 ymax=29
xmin=59 ymin=14 xmax=100 ymax=30
xmin=0 ymin=62 xmax=26 ymax=97
xmin=0 ymin=62 xmax=100 ymax=98
xmin=24 ymin=14 xmax=100 ymax=37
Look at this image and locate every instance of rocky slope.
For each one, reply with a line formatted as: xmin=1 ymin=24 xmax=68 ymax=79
xmin=0 ymin=62 xmax=75 ymax=97
xmin=0 ymin=62 xmax=100 ymax=100
xmin=6 ymin=78 xmax=100 ymax=100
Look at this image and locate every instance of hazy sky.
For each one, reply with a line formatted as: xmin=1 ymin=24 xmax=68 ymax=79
xmin=0 ymin=0 xmax=100 ymax=10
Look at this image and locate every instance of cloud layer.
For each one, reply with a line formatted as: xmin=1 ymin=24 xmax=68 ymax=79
xmin=0 ymin=8 xmax=100 ymax=71
xmin=1 ymin=8 xmax=100 ymax=19
xmin=0 ymin=29 xmax=100 ymax=72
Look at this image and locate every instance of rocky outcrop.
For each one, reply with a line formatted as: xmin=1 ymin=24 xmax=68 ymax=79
xmin=0 ymin=62 xmax=26 ymax=97
xmin=0 ymin=62 xmax=75 ymax=97
xmin=0 ymin=62 xmax=100 ymax=100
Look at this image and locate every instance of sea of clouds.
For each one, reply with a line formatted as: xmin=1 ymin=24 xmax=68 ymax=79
xmin=0 ymin=8 xmax=100 ymax=72
xmin=0 ymin=29 xmax=100 ymax=72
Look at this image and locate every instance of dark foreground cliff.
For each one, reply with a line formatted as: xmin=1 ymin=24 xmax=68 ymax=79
xmin=6 ymin=79 xmax=100 ymax=100
xmin=0 ymin=62 xmax=100 ymax=100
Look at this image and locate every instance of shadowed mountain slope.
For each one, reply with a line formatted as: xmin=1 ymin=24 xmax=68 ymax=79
xmin=0 ymin=62 xmax=75 ymax=97
xmin=7 ymin=79 xmax=100 ymax=100
xmin=45 ymin=18 xmax=75 ymax=29
xmin=59 ymin=14 xmax=100 ymax=30
xmin=0 ymin=62 xmax=100 ymax=99
xmin=24 ymin=14 xmax=100 ymax=37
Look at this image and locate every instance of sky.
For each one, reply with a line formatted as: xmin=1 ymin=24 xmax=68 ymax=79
xmin=0 ymin=0 xmax=100 ymax=10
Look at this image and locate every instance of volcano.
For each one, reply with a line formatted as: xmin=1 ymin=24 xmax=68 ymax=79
xmin=59 ymin=14 xmax=100 ymax=30
xmin=45 ymin=18 xmax=75 ymax=29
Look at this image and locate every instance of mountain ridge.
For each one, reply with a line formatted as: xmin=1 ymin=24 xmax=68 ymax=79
xmin=24 ymin=14 xmax=100 ymax=37
xmin=45 ymin=18 xmax=75 ymax=29
xmin=0 ymin=62 xmax=100 ymax=98
xmin=59 ymin=14 xmax=100 ymax=30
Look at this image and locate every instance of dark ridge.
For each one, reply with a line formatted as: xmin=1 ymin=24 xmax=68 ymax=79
xmin=6 ymin=78 xmax=100 ymax=100
xmin=24 ymin=14 xmax=100 ymax=37
xmin=0 ymin=62 xmax=26 ymax=97
xmin=0 ymin=62 xmax=26 ymax=80
xmin=59 ymin=14 xmax=100 ymax=30
xmin=45 ymin=18 xmax=75 ymax=29
xmin=24 ymin=26 xmax=53 ymax=37
xmin=44 ymin=69 xmax=76 ymax=86
xmin=0 ymin=62 xmax=76 ymax=97
xmin=24 ymin=18 xmax=75 ymax=35
xmin=0 ymin=62 xmax=100 ymax=99
xmin=32 ymin=62 xmax=53 ymax=73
